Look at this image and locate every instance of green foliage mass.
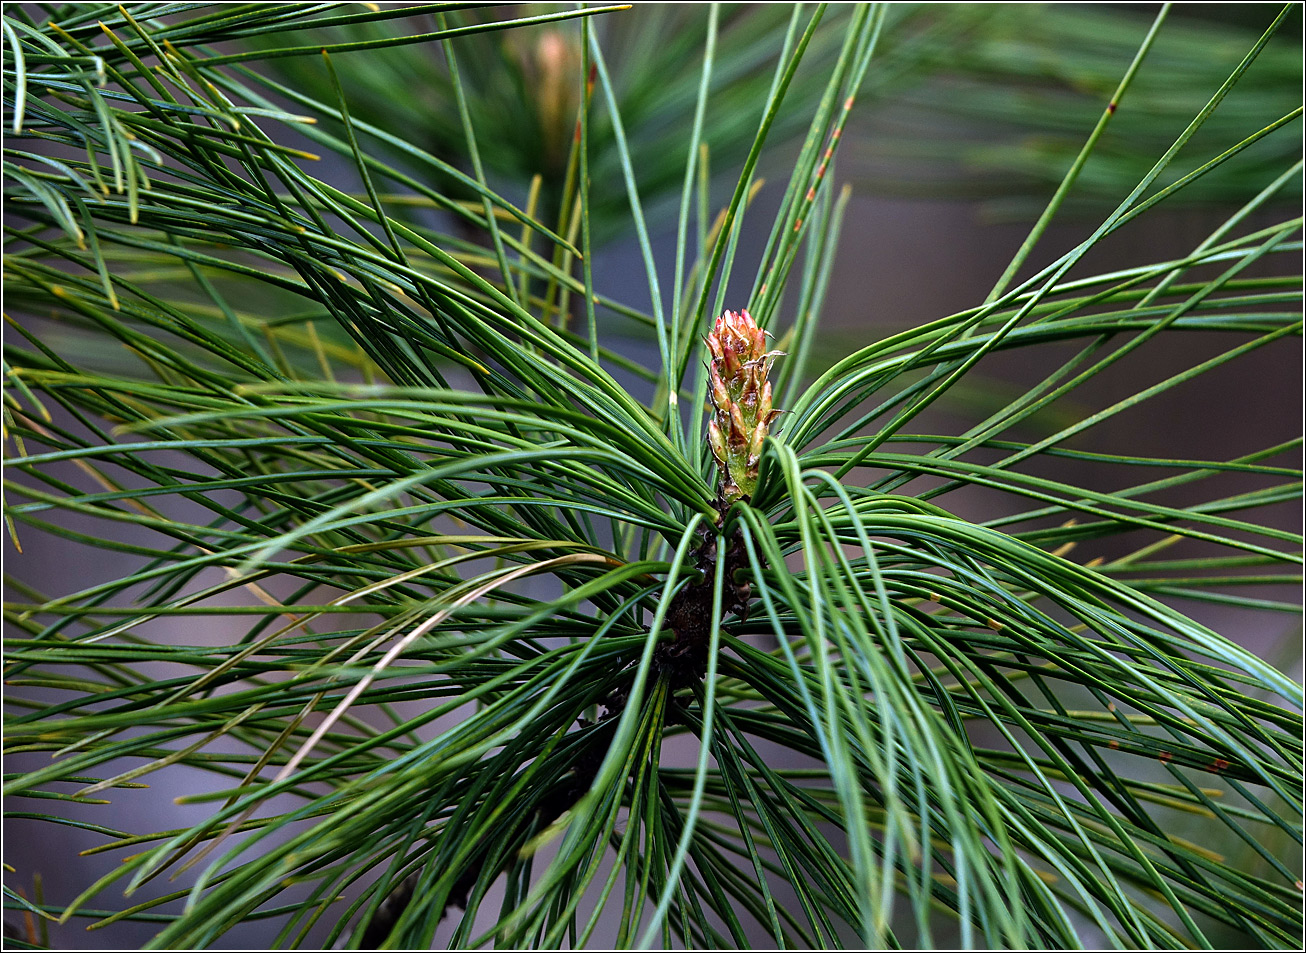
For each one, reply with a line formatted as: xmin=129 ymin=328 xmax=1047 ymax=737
xmin=2 ymin=3 xmax=1301 ymax=949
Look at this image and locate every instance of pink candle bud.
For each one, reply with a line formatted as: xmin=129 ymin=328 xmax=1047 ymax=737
xmin=709 ymin=365 xmax=730 ymax=410
xmin=757 ymin=380 xmax=773 ymax=421
xmin=728 ymin=403 xmax=748 ymax=446
xmin=708 ymin=418 xmax=726 ymax=462
xmin=705 ymin=308 xmax=784 ymax=505
xmin=721 ymin=347 xmax=740 ymax=378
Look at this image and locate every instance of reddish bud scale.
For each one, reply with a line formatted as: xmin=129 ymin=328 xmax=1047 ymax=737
xmin=705 ymin=309 xmax=782 ymax=504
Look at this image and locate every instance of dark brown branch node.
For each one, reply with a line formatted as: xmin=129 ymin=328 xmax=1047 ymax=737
xmin=654 ymin=522 xmax=751 ymax=687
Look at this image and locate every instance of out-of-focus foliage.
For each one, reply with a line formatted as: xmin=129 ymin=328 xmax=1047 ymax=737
xmin=858 ymin=3 xmax=1303 ymax=214
xmin=257 ymin=3 xmax=1303 ymax=236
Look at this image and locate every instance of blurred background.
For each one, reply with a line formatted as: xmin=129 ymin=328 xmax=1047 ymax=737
xmin=5 ymin=2 xmax=1301 ymax=947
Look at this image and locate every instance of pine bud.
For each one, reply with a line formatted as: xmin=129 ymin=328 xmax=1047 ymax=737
xmin=705 ymin=308 xmax=783 ymax=504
